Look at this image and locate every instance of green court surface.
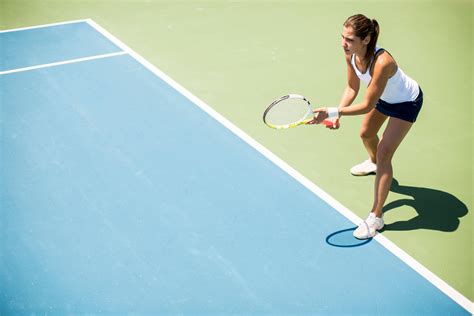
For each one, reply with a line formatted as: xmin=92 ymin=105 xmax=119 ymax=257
xmin=1 ymin=0 xmax=472 ymax=304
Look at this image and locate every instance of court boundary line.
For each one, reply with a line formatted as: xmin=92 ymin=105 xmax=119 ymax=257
xmin=0 ymin=52 xmax=127 ymax=75
xmin=0 ymin=19 xmax=88 ymax=33
xmin=4 ymin=19 xmax=470 ymax=313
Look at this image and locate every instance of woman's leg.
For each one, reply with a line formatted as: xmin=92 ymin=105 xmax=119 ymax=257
xmin=360 ymin=108 xmax=388 ymax=163
xmin=371 ymin=117 xmax=413 ymax=217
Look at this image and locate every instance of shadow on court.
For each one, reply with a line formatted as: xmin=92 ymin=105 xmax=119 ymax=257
xmin=381 ymin=178 xmax=469 ymax=232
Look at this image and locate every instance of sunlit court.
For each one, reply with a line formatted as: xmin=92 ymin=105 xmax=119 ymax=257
xmin=1 ymin=2 xmax=472 ymax=315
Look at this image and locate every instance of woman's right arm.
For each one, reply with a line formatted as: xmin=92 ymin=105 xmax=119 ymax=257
xmin=339 ymin=54 xmax=360 ymax=107
xmin=308 ymin=54 xmax=360 ymax=127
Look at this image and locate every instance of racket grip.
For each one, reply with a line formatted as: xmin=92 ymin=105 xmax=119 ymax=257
xmin=323 ymin=119 xmax=335 ymax=127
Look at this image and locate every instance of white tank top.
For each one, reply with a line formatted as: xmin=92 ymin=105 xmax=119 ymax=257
xmin=351 ymin=48 xmax=420 ymax=103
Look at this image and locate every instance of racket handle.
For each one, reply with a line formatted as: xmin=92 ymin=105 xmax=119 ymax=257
xmin=323 ymin=119 xmax=335 ymax=127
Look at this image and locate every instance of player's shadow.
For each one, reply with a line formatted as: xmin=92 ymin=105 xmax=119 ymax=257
xmin=381 ymin=178 xmax=468 ymax=232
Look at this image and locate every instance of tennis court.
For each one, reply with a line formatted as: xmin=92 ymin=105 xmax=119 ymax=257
xmin=0 ymin=19 xmax=471 ymax=315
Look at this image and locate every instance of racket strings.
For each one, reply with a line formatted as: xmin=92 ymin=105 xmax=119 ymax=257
xmin=264 ymin=97 xmax=313 ymax=126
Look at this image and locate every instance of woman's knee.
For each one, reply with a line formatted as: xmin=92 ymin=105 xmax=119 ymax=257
xmin=359 ymin=110 xmax=387 ymax=140
xmin=359 ymin=126 xmax=377 ymax=140
xmin=376 ymin=142 xmax=395 ymax=164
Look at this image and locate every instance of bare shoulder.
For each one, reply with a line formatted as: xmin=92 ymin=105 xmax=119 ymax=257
xmin=372 ymin=50 xmax=397 ymax=76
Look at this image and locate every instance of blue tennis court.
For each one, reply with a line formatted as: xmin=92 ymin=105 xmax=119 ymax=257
xmin=0 ymin=20 xmax=469 ymax=315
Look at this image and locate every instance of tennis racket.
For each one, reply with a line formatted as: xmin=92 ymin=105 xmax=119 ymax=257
xmin=263 ymin=94 xmax=334 ymax=129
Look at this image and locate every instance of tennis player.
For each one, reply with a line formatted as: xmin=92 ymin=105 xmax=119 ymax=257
xmin=308 ymin=14 xmax=423 ymax=239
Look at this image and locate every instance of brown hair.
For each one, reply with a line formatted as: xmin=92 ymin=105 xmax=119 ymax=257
xmin=344 ymin=14 xmax=379 ymax=62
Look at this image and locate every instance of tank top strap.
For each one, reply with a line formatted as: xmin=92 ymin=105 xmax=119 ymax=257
xmin=369 ymin=47 xmax=386 ymax=75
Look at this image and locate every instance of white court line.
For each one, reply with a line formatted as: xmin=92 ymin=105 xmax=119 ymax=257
xmin=0 ymin=51 xmax=127 ymax=75
xmin=0 ymin=19 xmax=88 ymax=34
xmin=86 ymin=19 xmax=473 ymax=314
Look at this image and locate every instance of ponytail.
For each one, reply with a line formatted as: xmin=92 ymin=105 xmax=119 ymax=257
xmin=365 ymin=19 xmax=379 ymax=61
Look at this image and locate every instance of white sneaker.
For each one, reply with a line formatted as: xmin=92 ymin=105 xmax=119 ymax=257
xmin=350 ymin=159 xmax=377 ymax=176
xmin=353 ymin=213 xmax=384 ymax=239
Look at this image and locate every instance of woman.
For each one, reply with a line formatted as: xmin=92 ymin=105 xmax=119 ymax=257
xmin=309 ymin=14 xmax=423 ymax=239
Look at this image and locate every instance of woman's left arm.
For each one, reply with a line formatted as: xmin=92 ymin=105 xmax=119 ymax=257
xmin=313 ymin=55 xmax=396 ymax=123
xmin=338 ymin=57 xmax=395 ymax=116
